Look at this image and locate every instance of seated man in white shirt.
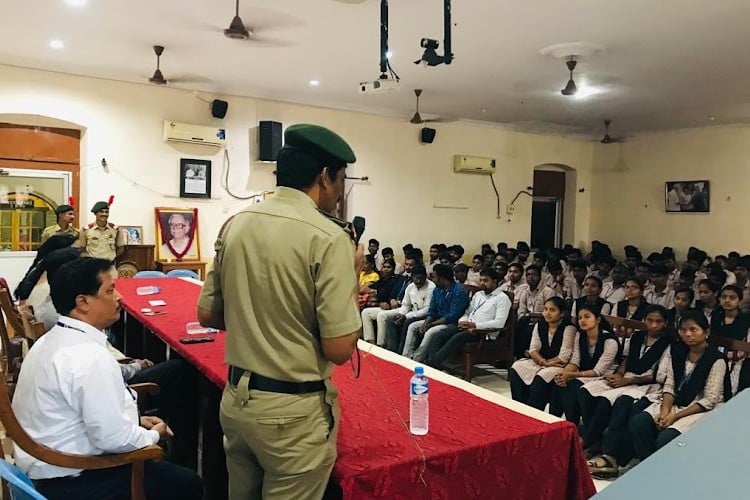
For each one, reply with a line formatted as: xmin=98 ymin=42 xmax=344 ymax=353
xmin=466 ymin=254 xmax=483 ymax=288
xmin=12 ymin=257 xmax=203 ymax=500
xmin=601 ymin=263 xmax=629 ymax=305
xmin=382 ymin=265 xmax=435 ymax=352
xmin=426 ymin=268 xmax=511 ymax=368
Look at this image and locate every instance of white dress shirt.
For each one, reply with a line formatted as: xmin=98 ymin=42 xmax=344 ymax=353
xmin=518 ymin=285 xmax=557 ymax=317
xmin=12 ymin=316 xmax=159 ymax=480
xmin=644 ymin=286 xmax=676 ymax=309
xmin=601 ymin=282 xmax=626 ymax=305
xmin=398 ymin=280 xmax=436 ymax=319
xmin=459 ymin=288 xmax=512 ymax=338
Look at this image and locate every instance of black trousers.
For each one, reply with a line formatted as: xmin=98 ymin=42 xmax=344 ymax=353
xmin=601 ymin=396 xmax=651 ymax=466
xmin=509 ymin=370 xmax=553 ymax=411
xmin=628 ymin=410 xmax=682 ymax=460
xmin=385 ymin=317 xmax=421 ymax=354
xmin=553 ymin=378 xmax=584 ymax=424
xmin=128 ymin=359 xmax=199 ymax=470
xmin=513 ymin=316 xmax=534 ymax=359
xmin=34 ymin=460 xmax=203 ymax=500
xmin=426 ymin=331 xmax=478 ymax=369
xmin=578 ymin=390 xmax=612 ymax=449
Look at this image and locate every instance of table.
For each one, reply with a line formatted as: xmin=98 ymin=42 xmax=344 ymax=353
xmin=115 ymin=277 xmax=595 ymax=500
xmin=594 ymin=390 xmax=750 ymax=499
xmin=153 ymin=260 xmax=207 ymax=279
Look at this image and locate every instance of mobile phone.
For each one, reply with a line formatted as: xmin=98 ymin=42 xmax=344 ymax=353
xmin=179 ymin=336 xmax=215 ymax=344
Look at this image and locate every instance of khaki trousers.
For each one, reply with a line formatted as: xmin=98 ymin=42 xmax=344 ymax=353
xmin=220 ymin=374 xmax=339 ymax=500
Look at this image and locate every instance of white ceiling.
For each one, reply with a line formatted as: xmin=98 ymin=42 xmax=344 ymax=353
xmin=2 ymin=0 xmax=750 ymax=138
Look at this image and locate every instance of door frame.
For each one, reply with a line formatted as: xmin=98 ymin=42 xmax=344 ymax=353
xmin=531 ymin=196 xmax=562 ymax=249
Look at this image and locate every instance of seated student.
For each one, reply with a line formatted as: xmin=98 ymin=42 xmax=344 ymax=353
xmin=662 ymin=251 xmax=680 ymax=289
xmin=425 ymin=268 xmax=511 ymax=369
xmin=634 ymin=262 xmax=652 ymax=290
xmin=383 ymin=265 xmax=435 ymax=352
xmin=360 ymin=259 xmax=403 ymax=342
xmin=601 ymin=263 xmax=628 ymax=305
xmin=695 ymin=278 xmax=721 ymax=322
xmin=571 ymin=276 xmax=612 ymax=326
xmin=12 ymin=257 xmax=203 ymax=500
xmin=358 ymin=255 xmax=380 ymax=308
xmin=515 ymin=265 xmax=557 ymax=358
xmin=494 ymin=252 xmax=508 ymax=266
xmin=710 ymin=284 xmax=750 ymax=341
xmin=483 ymin=250 xmax=497 ymax=269
xmin=499 ymin=262 xmax=526 ymax=301
xmin=667 ymin=287 xmax=695 ymax=332
xmin=466 ymin=255 xmax=483 ymax=287
xmin=402 ymin=264 xmax=469 ymax=362
xmin=610 ymin=278 xmax=650 ymax=340
xmin=544 ymin=259 xmax=566 ymax=296
xmin=645 ymin=264 xmax=675 ymax=309
xmin=381 ymin=247 xmax=404 ymax=275
xmin=505 ymin=247 xmax=519 ymax=265
xmin=564 ymin=260 xmax=588 ymax=302
xmin=582 ymin=306 xmax=673 ymax=473
xmin=493 ymin=261 xmax=509 ymax=284
xmin=532 ymin=251 xmax=547 ymax=270
xmin=447 ymin=244 xmax=465 ymax=264
xmin=426 ymin=244 xmax=441 ymax=277
xmin=551 ymin=305 xmax=619 ymax=424
xmin=509 ymin=297 xmax=577 ymax=409
xmin=704 ymin=262 xmax=731 ymax=288
xmin=453 ymin=263 xmax=473 ymax=293
xmin=367 ymin=238 xmax=384 ymax=271
xmin=516 ymin=241 xmax=530 ymax=267
xmin=629 ymin=312 xmax=726 ymax=462
xmin=733 ymin=255 xmax=750 ymax=313
xmin=592 ymin=256 xmax=616 ymax=284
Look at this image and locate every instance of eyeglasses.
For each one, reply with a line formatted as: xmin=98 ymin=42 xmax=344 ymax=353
xmin=169 ymin=223 xmax=186 ymax=229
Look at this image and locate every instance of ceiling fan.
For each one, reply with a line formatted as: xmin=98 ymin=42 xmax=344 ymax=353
xmin=600 ymin=119 xmax=625 ymax=144
xmin=410 ymin=89 xmax=443 ymax=124
xmin=224 ymin=0 xmax=252 ymax=40
xmin=560 ymin=56 xmax=578 ymax=96
xmin=148 ymin=45 xmax=168 ymax=85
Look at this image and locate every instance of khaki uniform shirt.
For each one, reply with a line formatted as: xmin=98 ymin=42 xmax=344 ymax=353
xmin=78 ymin=223 xmax=121 ymax=260
xmin=40 ymin=224 xmax=79 ymax=243
xmin=198 ymin=187 xmax=361 ymax=382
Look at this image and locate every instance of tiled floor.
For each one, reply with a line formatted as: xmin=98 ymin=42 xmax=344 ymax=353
xmin=457 ymin=363 xmax=613 ymax=494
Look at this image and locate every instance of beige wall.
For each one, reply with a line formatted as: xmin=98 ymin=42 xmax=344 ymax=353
xmin=589 ymin=125 xmax=750 ymax=259
xmin=0 ymin=64 xmax=595 ymax=269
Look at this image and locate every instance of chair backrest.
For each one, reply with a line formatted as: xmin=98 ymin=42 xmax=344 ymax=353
xmin=133 ymin=271 xmax=167 ymax=279
xmin=710 ymin=335 xmax=750 ymax=355
xmin=601 ymin=314 xmax=648 ymax=338
xmin=0 ymin=288 xmax=25 ymax=336
xmin=166 ymin=269 xmax=200 ymax=279
xmin=0 ymin=460 xmax=46 ymax=500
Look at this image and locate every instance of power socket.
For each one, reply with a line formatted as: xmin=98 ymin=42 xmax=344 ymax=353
xmin=506 ymin=204 xmax=515 ymax=215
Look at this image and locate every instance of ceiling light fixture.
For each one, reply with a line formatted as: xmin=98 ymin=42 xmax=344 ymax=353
xmin=49 ymin=39 xmax=65 ymax=50
xmin=309 ymin=80 xmax=320 ymax=86
xmin=64 ymin=0 xmax=87 ymax=7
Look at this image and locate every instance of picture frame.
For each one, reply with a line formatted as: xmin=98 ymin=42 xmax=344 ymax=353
xmin=179 ymin=159 xmax=211 ymax=199
xmin=665 ymin=180 xmax=710 ymax=213
xmin=118 ymin=225 xmax=143 ymax=245
xmin=154 ymin=207 xmax=200 ymax=261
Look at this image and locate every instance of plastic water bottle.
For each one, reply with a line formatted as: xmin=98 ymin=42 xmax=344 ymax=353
xmin=409 ymin=366 xmax=429 ymax=435
xmin=136 ymin=286 xmax=161 ymax=296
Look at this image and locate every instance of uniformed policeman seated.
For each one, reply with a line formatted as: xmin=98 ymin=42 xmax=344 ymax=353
xmin=198 ymin=124 xmax=364 ymax=500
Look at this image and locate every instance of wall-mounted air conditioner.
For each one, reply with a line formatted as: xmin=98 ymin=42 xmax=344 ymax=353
xmin=452 ymin=155 xmax=496 ymax=174
xmin=163 ymin=120 xmax=226 ymax=147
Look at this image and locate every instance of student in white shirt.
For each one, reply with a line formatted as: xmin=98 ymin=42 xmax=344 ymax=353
xmin=601 ymin=263 xmax=629 ymax=305
xmin=12 ymin=257 xmax=203 ymax=500
xmin=426 ymin=268 xmax=511 ymax=368
xmin=466 ymin=254 xmax=483 ymax=288
xmin=382 ymin=265 xmax=436 ymax=352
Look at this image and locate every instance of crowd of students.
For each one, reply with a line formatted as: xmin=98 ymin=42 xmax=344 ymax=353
xmin=360 ymin=238 xmax=750 ymax=479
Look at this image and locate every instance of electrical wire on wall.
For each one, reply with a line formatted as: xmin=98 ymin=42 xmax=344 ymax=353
xmin=221 ymin=148 xmax=265 ymax=201
xmin=489 ymin=174 xmax=500 ymax=219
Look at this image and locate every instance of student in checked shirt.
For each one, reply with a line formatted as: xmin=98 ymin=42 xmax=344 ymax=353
xmin=382 ymin=265 xmax=435 ymax=353
xmin=426 ymin=268 xmax=511 ymax=369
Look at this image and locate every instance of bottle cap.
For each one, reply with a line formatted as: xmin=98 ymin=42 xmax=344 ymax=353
xmin=414 ymin=366 xmax=424 ymax=375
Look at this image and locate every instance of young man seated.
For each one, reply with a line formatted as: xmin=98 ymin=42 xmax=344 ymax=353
xmin=367 ymin=238 xmax=384 ymax=271
xmin=466 ymin=254 xmax=483 ymax=287
xmin=645 ymin=263 xmax=675 ymax=309
xmin=515 ymin=265 xmax=557 ymax=358
xmin=12 ymin=257 xmax=202 ymax=500
xmin=426 ymin=268 xmax=511 ymax=369
xmin=360 ymin=259 xmax=407 ymax=342
xmin=402 ymin=264 xmax=469 ymax=362
xmin=382 ymin=247 xmax=405 ymax=275
xmin=601 ymin=263 xmax=629 ymax=305
xmin=500 ymin=262 xmax=527 ymax=306
xmin=382 ymin=265 xmax=435 ymax=352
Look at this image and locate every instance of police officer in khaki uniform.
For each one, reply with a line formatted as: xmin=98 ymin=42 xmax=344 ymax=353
xmin=78 ymin=200 xmax=124 ymax=260
xmin=40 ymin=203 xmax=78 ymax=243
xmin=198 ymin=124 xmax=363 ymax=500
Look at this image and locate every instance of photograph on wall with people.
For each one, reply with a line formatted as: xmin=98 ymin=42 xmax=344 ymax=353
xmin=665 ymin=180 xmax=710 ymax=213
xmin=154 ymin=207 xmax=200 ymax=261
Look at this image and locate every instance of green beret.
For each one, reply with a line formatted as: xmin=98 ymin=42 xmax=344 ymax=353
xmin=91 ymin=201 xmax=109 ymax=213
xmin=284 ymin=124 xmax=356 ymax=165
xmin=55 ymin=204 xmax=74 ymax=215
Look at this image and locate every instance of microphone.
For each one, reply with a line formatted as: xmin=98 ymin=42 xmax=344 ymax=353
xmin=352 ymin=216 xmax=366 ymax=244
xmin=345 ymin=176 xmax=370 ymax=181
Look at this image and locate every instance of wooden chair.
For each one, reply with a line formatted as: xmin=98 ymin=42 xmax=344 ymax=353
xmin=0 ymin=377 xmax=163 ymax=500
xmin=452 ymin=291 xmax=517 ymax=382
xmin=709 ymin=335 xmax=750 ymax=369
xmin=601 ymin=315 xmax=648 ymax=340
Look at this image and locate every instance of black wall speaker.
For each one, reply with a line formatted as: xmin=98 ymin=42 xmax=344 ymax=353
xmin=259 ymin=121 xmax=283 ymax=161
xmin=211 ymin=99 xmax=228 ymax=119
xmin=420 ymin=127 xmax=436 ymax=144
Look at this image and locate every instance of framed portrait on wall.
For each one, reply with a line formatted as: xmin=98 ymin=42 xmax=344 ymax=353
xmin=118 ymin=225 xmax=143 ymax=245
xmin=179 ymin=159 xmax=211 ymax=199
xmin=665 ymin=180 xmax=710 ymax=213
xmin=154 ymin=207 xmax=200 ymax=261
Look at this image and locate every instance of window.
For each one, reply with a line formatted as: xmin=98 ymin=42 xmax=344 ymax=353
xmin=0 ymin=169 xmax=71 ymax=252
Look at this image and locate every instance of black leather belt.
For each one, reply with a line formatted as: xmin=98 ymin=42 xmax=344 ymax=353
xmin=228 ymin=366 xmax=325 ymax=394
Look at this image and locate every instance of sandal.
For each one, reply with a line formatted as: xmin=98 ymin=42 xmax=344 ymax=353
xmin=588 ymin=454 xmax=619 ymax=478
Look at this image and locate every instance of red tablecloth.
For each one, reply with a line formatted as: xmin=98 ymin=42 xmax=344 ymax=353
xmin=116 ymin=278 xmax=595 ymax=500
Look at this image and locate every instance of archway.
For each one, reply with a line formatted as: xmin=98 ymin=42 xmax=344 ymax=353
xmin=531 ymin=163 xmax=578 ymax=249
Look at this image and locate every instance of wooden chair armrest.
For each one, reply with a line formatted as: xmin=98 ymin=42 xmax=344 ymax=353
xmin=129 ymin=383 xmax=160 ymax=397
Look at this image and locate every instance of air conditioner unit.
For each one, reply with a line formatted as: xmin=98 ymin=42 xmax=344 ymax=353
xmin=163 ymin=120 xmax=226 ymax=147
xmin=452 ymin=155 xmax=496 ymax=174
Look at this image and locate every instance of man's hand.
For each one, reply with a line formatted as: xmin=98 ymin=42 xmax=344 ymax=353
xmin=379 ymin=302 xmax=391 ymax=310
xmin=141 ymin=417 xmax=174 ymax=439
xmin=419 ymin=322 xmax=430 ymax=334
xmin=390 ymin=299 xmax=400 ymax=309
xmin=140 ymin=416 xmax=164 ymax=429
xmin=395 ymin=314 xmax=405 ymax=326
xmin=138 ymin=359 xmax=154 ymax=369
